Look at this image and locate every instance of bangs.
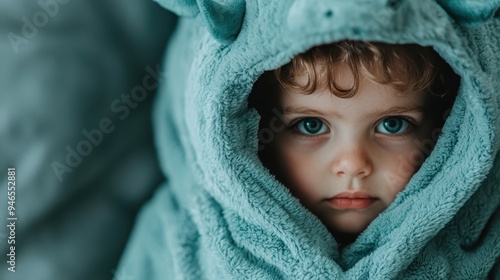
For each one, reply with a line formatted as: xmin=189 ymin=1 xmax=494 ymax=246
xmin=274 ymin=41 xmax=441 ymax=98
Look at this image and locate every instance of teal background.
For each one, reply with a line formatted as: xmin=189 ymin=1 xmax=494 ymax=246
xmin=0 ymin=1 xmax=176 ymax=279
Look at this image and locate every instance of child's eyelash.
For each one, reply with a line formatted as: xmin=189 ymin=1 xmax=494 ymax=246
xmin=394 ymin=115 xmax=416 ymax=125
xmin=286 ymin=117 xmax=329 ymax=139
xmin=376 ymin=115 xmax=418 ymax=138
xmin=285 ymin=118 xmax=304 ymax=129
xmin=380 ymin=115 xmax=416 ymax=126
xmin=291 ymin=130 xmax=321 ymax=139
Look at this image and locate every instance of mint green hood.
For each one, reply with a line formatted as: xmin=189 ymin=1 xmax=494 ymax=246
xmin=118 ymin=0 xmax=500 ymax=278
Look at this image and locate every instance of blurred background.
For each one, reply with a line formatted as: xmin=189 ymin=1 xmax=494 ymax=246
xmin=0 ymin=0 xmax=176 ymax=279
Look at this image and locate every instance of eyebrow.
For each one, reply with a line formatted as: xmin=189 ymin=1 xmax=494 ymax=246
xmin=282 ymin=105 xmax=425 ymax=121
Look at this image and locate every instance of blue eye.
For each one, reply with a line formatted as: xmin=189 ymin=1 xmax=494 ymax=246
xmin=376 ymin=117 xmax=410 ymax=135
xmin=296 ymin=118 xmax=329 ymax=135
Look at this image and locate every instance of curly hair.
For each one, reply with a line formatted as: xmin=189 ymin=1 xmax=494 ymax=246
xmin=274 ymin=40 xmax=453 ymax=98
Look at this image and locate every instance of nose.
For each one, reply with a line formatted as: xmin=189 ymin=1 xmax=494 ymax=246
xmin=331 ymin=145 xmax=373 ymax=178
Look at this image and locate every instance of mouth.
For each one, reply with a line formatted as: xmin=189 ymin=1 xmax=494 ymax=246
xmin=328 ymin=192 xmax=377 ymax=210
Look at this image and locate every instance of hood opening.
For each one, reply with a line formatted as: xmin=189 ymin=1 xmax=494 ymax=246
xmin=247 ymin=40 xmax=461 ymax=246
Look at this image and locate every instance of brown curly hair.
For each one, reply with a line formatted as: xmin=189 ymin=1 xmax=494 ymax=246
xmin=273 ymin=40 xmax=454 ymax=98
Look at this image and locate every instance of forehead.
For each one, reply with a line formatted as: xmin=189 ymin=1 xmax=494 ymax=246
xmin=279 ymin=70 xmax=433 ymax=119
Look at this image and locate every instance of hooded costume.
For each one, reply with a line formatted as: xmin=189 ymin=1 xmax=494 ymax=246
xmin=118 ymin=0 xmax=500 ymax=278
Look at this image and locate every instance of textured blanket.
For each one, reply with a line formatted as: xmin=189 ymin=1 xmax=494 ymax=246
xmin=118 ymin=0 xmax=500 ymax=278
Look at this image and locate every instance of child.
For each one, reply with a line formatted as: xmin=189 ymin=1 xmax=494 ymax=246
xmin=118 ymin=1 xmax=500 ymax=278
xmin=250 ymin=41 xmax=459 ymax=246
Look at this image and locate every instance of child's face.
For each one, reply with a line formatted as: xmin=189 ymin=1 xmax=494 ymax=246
xmin=263 ymin=64 xmax=440 ymax=235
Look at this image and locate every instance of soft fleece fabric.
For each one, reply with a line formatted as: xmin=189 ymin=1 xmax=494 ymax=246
xmin=118 ymin=0 xmax=500 ymax=278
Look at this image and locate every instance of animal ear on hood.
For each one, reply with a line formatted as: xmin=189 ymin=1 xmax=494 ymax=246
xmin=154 ymin=0 xmax=246 ymax=44
xmin=436 ymin=0 xmax=500 ymax=25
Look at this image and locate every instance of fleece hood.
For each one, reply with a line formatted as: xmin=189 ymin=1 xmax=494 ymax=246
xmin=119 ymin=0 xmax=500 ymax=279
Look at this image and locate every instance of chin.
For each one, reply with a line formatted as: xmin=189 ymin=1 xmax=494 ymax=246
xmin=325 ymin=215 xmax=373 ymax=235
xmin=334 ymin=224 xmax=367 ymax=235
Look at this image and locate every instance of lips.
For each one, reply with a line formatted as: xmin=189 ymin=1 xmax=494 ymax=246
xmin=328 ymin=192 xmax=377 ymax=210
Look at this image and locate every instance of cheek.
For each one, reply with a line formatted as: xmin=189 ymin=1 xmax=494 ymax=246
xmin=277 ymin=143 xmax=312 ymax=182
xmin=270 ymin=137 xmax=321 ymax=197
xmin=379 ymin=143 xmax=423 ymax=196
